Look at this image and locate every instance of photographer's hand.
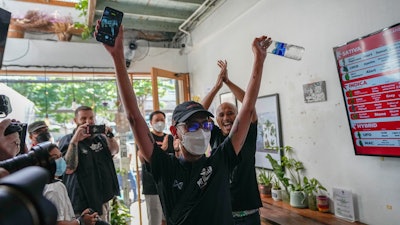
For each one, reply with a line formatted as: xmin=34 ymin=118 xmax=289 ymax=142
xmin=0 ymin=119 xmax=21 ymax=161
xmin=80 ymin=208 xmax=99 ymax=225
xmin=65 ymin=123 xmax=90 ymax=173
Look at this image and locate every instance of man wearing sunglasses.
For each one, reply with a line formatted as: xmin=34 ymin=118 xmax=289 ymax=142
xmin=96 ymin=21 xmax=272 ymax=225
xmin=202 ymin=60 xmax=262 ymax=225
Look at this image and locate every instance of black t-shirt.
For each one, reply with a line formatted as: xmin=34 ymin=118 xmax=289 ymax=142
xmin=210 ymin=122 xmax=262 ymax=211
xmin=59 ymin=133 xmax=120 ymax=215
xmin=150 ymin=137 xmax=238 ymax=225
xmin=142 ymin=133 xmax=174 ymax=195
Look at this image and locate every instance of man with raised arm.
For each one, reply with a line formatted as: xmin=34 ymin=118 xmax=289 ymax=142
xmin=202 ymin=60 xmax=262 ymax=224
xmin=96 ymin=21 xmax=271 ymax=225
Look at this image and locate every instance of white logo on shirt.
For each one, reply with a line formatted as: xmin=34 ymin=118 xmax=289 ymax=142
xmin=173 ymin=180 xmax=183 ymax=190
xmin=90 ymin=142 xmax=103 ymax=152
xmin=197 ymin=166 xmax=212 ymax=189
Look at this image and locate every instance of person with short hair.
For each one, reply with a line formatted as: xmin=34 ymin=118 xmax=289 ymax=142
xmin=140 ymin=110 xmax=174 ymax=225
xmin=202 ymin=60 xmax=262 ymax=224
xmin=96 ymin=21 xmax=271 ymax=225
xmin=27 ymin=120 xmax=51 ymax=148
xmin=58 ymin=106 xmax=119 ymax=221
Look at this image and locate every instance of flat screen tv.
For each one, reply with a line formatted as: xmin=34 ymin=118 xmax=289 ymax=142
xmin=0 ymin=8 xmax=11 ymax=69
xmin=333 ymin=23 xmax=400 ymax=157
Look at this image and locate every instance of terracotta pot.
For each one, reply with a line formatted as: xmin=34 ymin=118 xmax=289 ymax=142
xmin=259 ymin=184 xmax=272 ymax=198
xmin=7 ymin=24 xmax=25 ymax=38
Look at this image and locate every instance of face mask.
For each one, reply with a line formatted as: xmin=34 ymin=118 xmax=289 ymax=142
xmin=36 ymin=132 xmax=51 ymax=143
xmin=153 ymin=121 xmax=165 ymax=132
xmin=180 ymin=129 xmax=211 ymax=155
xmin=54 ymin=157 xmax=67 ymax=177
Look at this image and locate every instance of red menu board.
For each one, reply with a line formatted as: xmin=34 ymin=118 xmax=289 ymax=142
xmin=333 ymin=23 xmax=400 ymax=157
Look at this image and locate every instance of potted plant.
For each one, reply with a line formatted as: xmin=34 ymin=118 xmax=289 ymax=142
xmin=303 ymin=177 xmax=327 ymax=211
xmin=257 ymin=168 xmax=273 ymax=198
xmin=279 ymin=146 xmax=308 ymax=208
xmin=266 ymin=152 xmax=290 ymax=203
xmin=271 ymin=177 xmax=282 ymax=201
xmin=74 ymin=0 xmax=94 ymax=40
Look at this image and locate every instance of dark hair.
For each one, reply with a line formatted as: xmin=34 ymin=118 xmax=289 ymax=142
xmin=149 ymin=110 xmax=165 ymax=121
xmin=74 ymin=106 xmax=93 ymax=117
xmin=47 ymin=143 xmax=59 ymax=152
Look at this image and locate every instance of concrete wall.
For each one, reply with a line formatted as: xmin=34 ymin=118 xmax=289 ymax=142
xmin=188 ymin=0 xmax=400 ymax=224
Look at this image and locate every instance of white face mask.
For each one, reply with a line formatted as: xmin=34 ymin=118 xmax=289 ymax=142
xmin=153 ymin=121 xmax=165 ymax=132
xmin=180 ymin=128 xmax=211 ymax=155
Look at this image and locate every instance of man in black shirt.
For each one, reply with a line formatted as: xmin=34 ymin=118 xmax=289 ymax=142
xmin=96 ymin=21 xmax=271 ymax=225
xmin=202 ymin=60 xmax=262 ymax=224
xmin=58 ymin=106 xmax=120 ymax=221
xmin=140 ymin=110 xmax=175 ymax=225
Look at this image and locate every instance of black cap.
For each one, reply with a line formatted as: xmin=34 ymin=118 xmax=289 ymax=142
xmin=28 ymin=121 xmax=48 ymax=133
xmin=172 ymin=101 xmax=213 ymax=125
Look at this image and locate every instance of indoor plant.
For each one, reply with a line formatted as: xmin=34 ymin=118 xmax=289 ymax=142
xmin=257 ymin=168 xmax=273 ymax=198
xmin=303 ymin=177 xmax=327 ymax=211
xmin=271 ymin=177 xmax=282 ymax=201
xmin=266 ymin=152 xmax=290 ymax=203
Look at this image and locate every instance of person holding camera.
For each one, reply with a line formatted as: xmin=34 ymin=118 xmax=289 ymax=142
xmin=44 ymin=143 xmax=100 ymax=225
xmin=96 ymin=21 xmax=271 ymax=224
xmin=0 ymin=119 xmax=21 ymax=161
xmin=58 ymin=106 xmax=120 ymax=222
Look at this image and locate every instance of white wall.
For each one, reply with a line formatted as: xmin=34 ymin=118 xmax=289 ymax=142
xmin=188 ymin=0 xmax=400 ymax=224
xmin=3 ymin=38 xmax=188 ymax=73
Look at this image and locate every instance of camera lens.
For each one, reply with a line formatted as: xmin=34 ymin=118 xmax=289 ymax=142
xmin=0 ymin=142 xmax=55 ymax=176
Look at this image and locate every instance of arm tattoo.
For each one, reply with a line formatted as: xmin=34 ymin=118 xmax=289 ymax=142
xmin=65 ymin=143 xmax=79 ymax=170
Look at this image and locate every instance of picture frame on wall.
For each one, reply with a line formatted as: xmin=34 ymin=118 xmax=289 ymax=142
xmin=255 ymin=93 xmax=283 ymax=169
xmin=219 ymin=92 xmax=237 ymax=106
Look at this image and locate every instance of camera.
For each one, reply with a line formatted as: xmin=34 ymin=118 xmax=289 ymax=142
xmin=85 ymin=208 xmax=111 ymax=225
xmin=86 ymin=124 xmax=106 ymax=135
xmin=0 ymin=94 xmax=12 ymax=118
xmin=4 ymin=122 xmax=27 ymax=155
xmin=0 ymin=166 xmax=57 ymax=225
xmin=0 ymin=141 xmax=55 ymax=178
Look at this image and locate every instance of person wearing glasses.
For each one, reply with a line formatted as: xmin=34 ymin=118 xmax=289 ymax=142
xmin=96 ymin=21 xmax=271 ymax=224
xmin=202 ymin=60 xmax=262 ymax=224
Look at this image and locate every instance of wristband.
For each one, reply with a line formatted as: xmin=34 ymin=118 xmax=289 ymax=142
xmin=106 ymin=132 xmax=114 ymax=138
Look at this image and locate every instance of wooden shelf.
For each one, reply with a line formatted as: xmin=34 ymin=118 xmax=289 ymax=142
xmin=259 ymin=197 xmax=365 ymax=225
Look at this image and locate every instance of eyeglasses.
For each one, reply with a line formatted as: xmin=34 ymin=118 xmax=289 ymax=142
xmin=178 ymin=121 xmax=214 ymax=132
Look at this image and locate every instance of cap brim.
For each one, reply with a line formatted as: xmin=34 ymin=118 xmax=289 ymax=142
xmin=177 ymin=109 xmax=214 ymax=124
xmin=29 ymin=124 xmax=47 ymax=133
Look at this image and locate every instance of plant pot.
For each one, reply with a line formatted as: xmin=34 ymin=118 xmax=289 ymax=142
xmin=290 ymin=191 xmax=308 ymax=208
xmin=308 ymin=194 xmax=318 ymax=211
xmin=317 ymin=195 xmax=330 ymax=212
xmin=259 ymin=184 xmax=272 ymax=198
xmin=7 ymin=24 xmax=25 ymax=38
xmin=281 ymin=190 xmax=290 ymax=203
xmin=271 ymin=188 xmax=282 ymax=201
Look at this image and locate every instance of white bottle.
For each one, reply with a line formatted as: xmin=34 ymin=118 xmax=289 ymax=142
xmin=267 ymin=41 xmax=305 ymax=61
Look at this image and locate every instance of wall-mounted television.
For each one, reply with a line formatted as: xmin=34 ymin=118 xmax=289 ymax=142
xmin=0 ymin=8 xmax=11 ymax=69
xmin=333 ymin=23 xmax=400 ymax=157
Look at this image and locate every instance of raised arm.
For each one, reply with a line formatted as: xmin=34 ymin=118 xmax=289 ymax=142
xmin=201 ymin=60 xmax=227 ymax=109
xmin=96 ymin=23 xmax=154 ymax=162
xmin=222 ymin=63 xmax=258 ymax=123
xmin=229 ymin=36 xmax=271 ymax=154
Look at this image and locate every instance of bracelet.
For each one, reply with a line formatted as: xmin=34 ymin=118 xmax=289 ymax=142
xmin=77 ymin=215 xmax=84 ymax=225
xmin=106 ymin=132 xmax=114 ymax=138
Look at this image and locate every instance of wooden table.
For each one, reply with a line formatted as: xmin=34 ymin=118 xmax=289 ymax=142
xmin=259 ymin=197 xmax=366 ymax=225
